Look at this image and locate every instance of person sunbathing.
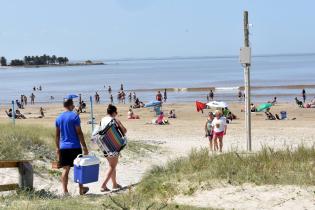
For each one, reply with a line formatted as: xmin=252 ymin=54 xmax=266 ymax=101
xmin=127 ymin=109 xmax=140 ymax=119
xmin=15 ymin=110 xmax=26 ymax=119
xmin=5 ymin=109 xmax=13 ymax=118
xmin=295 ymin=97 xmax=304 ymax=108
xmin=155 ymin=112 xmax=168 ymax=125
xmin=250 ymin=103 xmax=257 ymax=112
xmin=168 ymin=110 xmax=176 ymax=118
xmin=265 ymin=108 xmax=277 ymax=120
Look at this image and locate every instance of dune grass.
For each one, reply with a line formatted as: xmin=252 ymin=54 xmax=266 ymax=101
xmin=136 ymin=146 xmax=315 ymax=199
xmin=0 ymin=124 xmax=55 ymax=160
xmin=0 ymin=124 xmax=160 ymax=161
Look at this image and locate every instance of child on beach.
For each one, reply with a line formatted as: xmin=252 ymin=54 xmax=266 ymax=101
xmin=205 ymin=112 xmax=214 ymax=151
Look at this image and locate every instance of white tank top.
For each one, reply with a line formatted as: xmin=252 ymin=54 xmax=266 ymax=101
xmin=100 ymin=116 xmax=113 ymax=130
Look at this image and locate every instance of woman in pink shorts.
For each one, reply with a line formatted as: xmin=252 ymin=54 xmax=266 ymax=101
xmin=212 ymin=110 xmax=227 ymax=152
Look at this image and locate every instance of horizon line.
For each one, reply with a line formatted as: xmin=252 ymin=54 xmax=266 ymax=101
xmin=93 ymin=52 xmax=315 ymax=63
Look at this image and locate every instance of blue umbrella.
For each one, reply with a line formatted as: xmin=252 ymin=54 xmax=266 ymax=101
xmin=144 ymin=100 xmax=162 ymax=108
xmin=64 ymin=94 xmax=79 ymax=100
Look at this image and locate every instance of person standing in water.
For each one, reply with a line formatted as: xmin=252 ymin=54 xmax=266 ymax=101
xmin=55 ymin=98 xmax=89 ymax=195
xmin=302 ymin=89 xmax=306 ymax=103
xmin=100 ymin=104 xmax=127 ymax=192
xmin=108 ymin=86 xmax=112 ymax=93
xmin=110 ymin=94 xmax=114 ymax=104
xmin=209 ymin=90 xmax=214 ymax=101
xmin=120 ymin=84 xmax=124 ymax=91
xmin=30 ymin=93 xmax=35 ymax=104
xmin=164 ymin=89 xmax=167 ymax=102
xmin=156 ymin=91 xmax=162 ymax=102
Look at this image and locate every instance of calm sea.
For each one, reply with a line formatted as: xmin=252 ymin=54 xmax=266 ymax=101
xmin=0 ymin=54 xmax=314 ymax=104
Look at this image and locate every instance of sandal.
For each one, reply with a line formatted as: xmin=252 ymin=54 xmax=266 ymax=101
xmin=112 ymin=184 xmax=122 ymax=190
xmin=80 ymin=187 xmax=89 ymax=195
xmin=100 ymin=187 xmax=110 ymax=192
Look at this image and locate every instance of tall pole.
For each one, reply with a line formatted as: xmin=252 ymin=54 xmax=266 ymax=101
xmin=12 ymin=100 xmax=15 ymax=126
xmin=243 ymin=11 xmax=252 ymax=151
xmin=89 ymin=96 xmax=94 ymax=132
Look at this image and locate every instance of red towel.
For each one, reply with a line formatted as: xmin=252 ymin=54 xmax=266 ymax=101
xmin=196 ymin=101 xmax=206 ymax=112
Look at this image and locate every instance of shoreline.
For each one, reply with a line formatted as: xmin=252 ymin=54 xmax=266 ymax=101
xmin=129 ymin=84 xmax=315 ymax=92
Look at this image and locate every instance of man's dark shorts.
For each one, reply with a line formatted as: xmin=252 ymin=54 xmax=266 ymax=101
xmin=59 ymin=148 xmax=82 ymax=167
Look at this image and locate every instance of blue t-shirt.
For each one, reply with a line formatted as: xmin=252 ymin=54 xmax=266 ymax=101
xmin=55 ymin=111 xmax=81 ymax=149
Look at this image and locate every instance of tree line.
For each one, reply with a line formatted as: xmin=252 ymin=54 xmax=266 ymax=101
xmin=0 ymin=55 xmax=69 ymax=66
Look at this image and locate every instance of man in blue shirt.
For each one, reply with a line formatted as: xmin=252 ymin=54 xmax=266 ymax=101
xmin=55 ymin=97 xmax=89 ymax=195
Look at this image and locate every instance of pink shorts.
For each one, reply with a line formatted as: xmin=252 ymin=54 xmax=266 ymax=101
xmin=213 ymin=131 xmax=224 ymax=138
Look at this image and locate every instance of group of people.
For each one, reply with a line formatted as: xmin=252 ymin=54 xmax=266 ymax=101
xmin=55 ymin=99 xmax=126 ymax=195
xmin=33 ymin=85 xmax=42 ymax=91
xmin=205 ymin=110 xmax=228 ymax=152
xmin=5 ymin=107 xmax=45 ymax=119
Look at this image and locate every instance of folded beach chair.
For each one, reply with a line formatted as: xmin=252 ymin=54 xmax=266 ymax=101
xmin=92 ymin=120 xmax=127 ymax=156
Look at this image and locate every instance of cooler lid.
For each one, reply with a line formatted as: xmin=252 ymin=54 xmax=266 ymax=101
xmin=74 ymin=155 xmax=100 ymax=166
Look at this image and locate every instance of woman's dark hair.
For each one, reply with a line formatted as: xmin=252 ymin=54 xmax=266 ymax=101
xmin=107 ymin=104 xmax=117 ymax=115
xmin=63 ymin=99 xmax=74 ymax=108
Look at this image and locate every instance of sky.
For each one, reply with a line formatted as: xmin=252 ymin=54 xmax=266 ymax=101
xmin=0 ymin=0 xmax=314 ymax=60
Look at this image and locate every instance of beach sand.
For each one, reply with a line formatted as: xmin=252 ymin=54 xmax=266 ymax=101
xmin=0 ymin=102 xmax=314 ymax=209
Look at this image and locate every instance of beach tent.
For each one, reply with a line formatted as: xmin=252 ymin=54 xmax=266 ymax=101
xmin=256 ymin=103 xmax=272 ymax=112
xmin=206 ymin=101 xmax=228 ymax=109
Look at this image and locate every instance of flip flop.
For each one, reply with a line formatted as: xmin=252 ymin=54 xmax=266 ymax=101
xmin=112 ymin=184 xmax=123 ymax=190
xmin=80 ymin=187 xmax=89 ymax=195
xmin=100 ymin=187 xmax=110 ymax=192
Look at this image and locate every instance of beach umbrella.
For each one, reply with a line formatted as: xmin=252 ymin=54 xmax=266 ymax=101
xmin=64 ymin=94 xmax=79 ymax=100
xmin=256 ymin=103 xmax=272 ymax=112
xmin=206 ymin=101 xmax=228 ymax=108
xmin=144 ymin=100 xmax=162 ymax=108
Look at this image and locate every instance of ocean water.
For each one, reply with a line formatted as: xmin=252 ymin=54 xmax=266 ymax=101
xmin=0 ymin=54 xmax=314 ymax=104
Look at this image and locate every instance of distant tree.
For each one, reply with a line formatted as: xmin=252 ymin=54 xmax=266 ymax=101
xmin=51 ymin=55 xmax=57 ymax=64
xmin=64 ymin=57 xmax=69 ymax=64
xmin=0 ymin=56 xmax=7 ymax=66
xmin=10 ymin=59 xmax=24 ymax=66
xmin=57 ymin=57 xmax=64 ymax=64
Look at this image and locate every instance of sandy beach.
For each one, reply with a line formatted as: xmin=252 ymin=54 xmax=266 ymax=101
xmin=0 ymin=102 xmax=314 ymax=209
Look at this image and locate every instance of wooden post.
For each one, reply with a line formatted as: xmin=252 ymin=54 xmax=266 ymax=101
xmin=18 ymin=162 xmax=33 ymax=190
xmin=243 ymin=11 xmax=252 ymax=151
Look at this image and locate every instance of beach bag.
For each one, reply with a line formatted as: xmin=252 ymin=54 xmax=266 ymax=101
xmin=92 ymin=119 xmax=127 ymax=156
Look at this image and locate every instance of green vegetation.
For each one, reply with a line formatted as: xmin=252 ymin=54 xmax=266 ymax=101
xmin=0 ymin=56 xmax=7 ymax=66
xmin=8 ymin=54 xmax=69 ymax=66
xmin=137 ymin=147 xmax=315 ymax=199
xmin=0 ymin=124 xmax=55 ymax=160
